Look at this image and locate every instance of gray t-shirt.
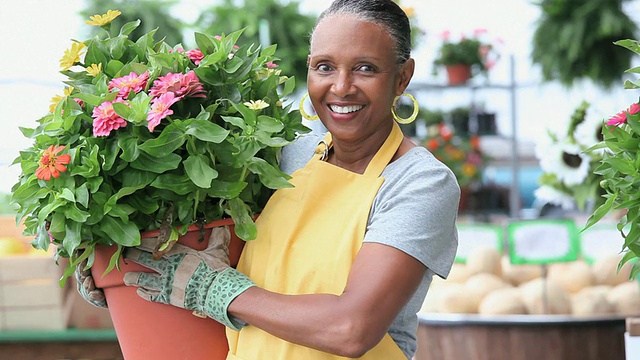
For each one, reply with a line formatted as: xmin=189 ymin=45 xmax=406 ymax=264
xmin=280 ymin=132 xmax=459 ymax=359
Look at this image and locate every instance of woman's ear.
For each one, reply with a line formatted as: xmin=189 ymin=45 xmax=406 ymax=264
xmin=396 ymin=58 xmax=415 ymax=96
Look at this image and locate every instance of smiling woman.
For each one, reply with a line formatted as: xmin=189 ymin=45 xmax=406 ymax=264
xmin=112 ymin=1 xmax=459 ymax=359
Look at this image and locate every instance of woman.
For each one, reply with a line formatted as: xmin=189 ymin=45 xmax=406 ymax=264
xmin=80 ymin=0 xmax=459 ymax=358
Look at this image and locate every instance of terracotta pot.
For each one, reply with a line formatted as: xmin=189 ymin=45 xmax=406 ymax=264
xmin=92 ymin=218 xmax=245 ymax=360
xmin=445 ymin=64 xmax=472 ymax=85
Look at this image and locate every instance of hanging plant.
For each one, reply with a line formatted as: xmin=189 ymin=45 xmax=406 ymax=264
xmin=531 ymin=0 xmax=638 ymax=88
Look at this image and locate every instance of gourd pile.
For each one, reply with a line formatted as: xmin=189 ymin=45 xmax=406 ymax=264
xmin=421 ymin=248 xmax=640 ymax=316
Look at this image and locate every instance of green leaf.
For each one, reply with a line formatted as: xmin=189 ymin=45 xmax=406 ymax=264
xmin=256 ymin=115 xmax=284 ymax=133
xmin=183 ymin=154 xmax=218 ymax=188
xmin=98 ymin=216 xmax=141 ymax=247
xmin=151 ymin=174 xmax=197 ymax=195
xmin=232 ymin=102 xmax=257 ymax=127
xmin=221 ymin=116 xmax=248 ymax=131
xmin=194 ymin=32 xmax=217 ymax=56
xmin=184 ymin=119 xmax=229 ymax=143
xmin=281 ymin=76 xmax=296 ymax=98
xmin=207 ymin=180 xmax=247 ymax=199
xmin=120 ymin=20 xmax=141 ymax=36
xmin=130 ymin=152 xmax=182 ymax=173
xmin=247 ymin=157 xmax=292 ymax=189
xmin=584 ymin=192 xmax=617 ymax=230
xmin=62 ymin=221 xmax=83 ymax=259
xmin=139 ymin=126 xmax=186 ymax=157
xmin=227 ymin=197 xmax=256 ymax=241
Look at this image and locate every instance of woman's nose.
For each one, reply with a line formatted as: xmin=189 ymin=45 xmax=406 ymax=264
xmin=331 ymin=71 xmax=357 ymax=97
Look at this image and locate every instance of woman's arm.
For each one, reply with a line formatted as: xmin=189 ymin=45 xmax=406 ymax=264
xmin=228 ymin=242 xmax=426 ymax=358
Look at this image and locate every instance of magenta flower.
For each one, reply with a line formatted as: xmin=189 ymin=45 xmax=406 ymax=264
xmin=92 ymin=99 xmax=129 ymax=136
xmin=606 ymin=103 xmax=640 ymax=126
xmin=147 ymin=92 xmax=182 ymax=132
xmin=108 ymin=72 xmax=149 ymax=99
xmin=149 ymin=71 xmax=206 ymax=98
xmin=266 ymin=61 xmax=278 ymax=69
xmin=186 ymin=49 xmax=204 ymax=65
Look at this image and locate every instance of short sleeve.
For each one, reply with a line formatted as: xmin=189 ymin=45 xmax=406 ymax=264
xmin=364 ymin=147 xmax=460 ymax=279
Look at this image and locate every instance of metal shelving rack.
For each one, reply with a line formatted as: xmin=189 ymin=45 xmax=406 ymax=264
xmin=407 ymin=55 xmax=521 ymax=218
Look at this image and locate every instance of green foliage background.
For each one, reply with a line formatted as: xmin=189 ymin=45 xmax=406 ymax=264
xmin=531 ymin=0 xmax=638 ymax=88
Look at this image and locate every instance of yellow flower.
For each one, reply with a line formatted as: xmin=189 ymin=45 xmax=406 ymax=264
xmin=401 ymin=6 xmax=415 ymax=18
xmin=59 ymin=42 xmax=86 ymax=71
xmin=86 ymin=10 xmax=122 ymax=26
xmin=461 ymin=163 xmax=478 ymax=177
xmin=86 ymin=63 xmax=102 ymax=77
xmin=244 ymin=100 xmax=270 ymax=110
xmin=49 ymin=87 xmax=74 ymax=113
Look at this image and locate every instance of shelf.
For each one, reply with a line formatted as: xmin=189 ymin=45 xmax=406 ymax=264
xmin=0 ymin=328 xmax=117 ymax=343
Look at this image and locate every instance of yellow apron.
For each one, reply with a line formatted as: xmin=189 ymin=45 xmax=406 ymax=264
xmin=226 ymin=123 xmax=406 ymax=360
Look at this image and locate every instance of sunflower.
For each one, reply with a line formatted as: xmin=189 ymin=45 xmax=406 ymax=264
xmin=534 ymin=185 xmax=576 ymax=210
xmin=539 ymin=141 xmax=591 ymax=186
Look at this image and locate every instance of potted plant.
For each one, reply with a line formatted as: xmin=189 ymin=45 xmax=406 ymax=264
xmin=585 ymin=38 xmax=640 ymax=276
xmin=10 ymin=10 xmax=308 ymax=359
xmin=433 ymin=29 xmax=502 ymax=85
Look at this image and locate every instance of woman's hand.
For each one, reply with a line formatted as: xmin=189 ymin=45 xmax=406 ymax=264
xmin=75 ymin=258 xmax=107 ymax=308
xmin=123 ymin=226 xmax=255 ymax=330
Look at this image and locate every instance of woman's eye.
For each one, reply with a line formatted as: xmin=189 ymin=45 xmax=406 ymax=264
xmin=316 ymin=64 xmax=332 ymax=72
xmin=358 ymin=65 xmax=375 ymax=72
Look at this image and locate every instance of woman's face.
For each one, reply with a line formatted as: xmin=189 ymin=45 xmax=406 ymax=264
xmin=307 ymin=14 xmax=414 ymax=144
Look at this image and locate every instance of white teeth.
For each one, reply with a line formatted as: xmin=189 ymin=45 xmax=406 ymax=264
xmin=329 ymin=104 xmax=364 ymax=114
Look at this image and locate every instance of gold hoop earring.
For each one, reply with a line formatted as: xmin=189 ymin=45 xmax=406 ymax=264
xmin=299 ymin=93 xmax=319 ymax=121
xmin=391 ymin=93 xmax=419 ymax=124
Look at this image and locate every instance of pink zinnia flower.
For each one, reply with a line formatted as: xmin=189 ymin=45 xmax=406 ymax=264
xmin=147 ymin=92 xmax=182 ymax=132
xmin=108 ymin=72 xmax=149 ymax=99
xmin=606 ymin=103 xmax=640 ymax=126
xmin=186 ymin=49 xmax=204 ymax=65
xmin=149 ymin=71 xmax=206 ymax=98
xmin=92 ymin=99 xmax=129 ymax=136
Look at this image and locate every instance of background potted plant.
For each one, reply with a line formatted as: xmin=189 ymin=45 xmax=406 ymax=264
xmin=433 ymin=29 xmax=502 ymax=85
xmin=534 ymin=101 xmax=606 ymax=212
xmin=531 ymin=0 xmax=637 ymax=89
xmin=423 ymin=122 xmax=485 ymax=188
xmin=10 ymin=10 xmax=308 ymax=359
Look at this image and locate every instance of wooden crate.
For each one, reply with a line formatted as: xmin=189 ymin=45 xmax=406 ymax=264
xmin=0 ymin=255 xmax=68 ymax=331
xmin=0 ymin=215 xmax=33 ymax=244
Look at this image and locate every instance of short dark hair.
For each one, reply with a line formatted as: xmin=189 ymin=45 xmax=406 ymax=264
xmin=312 ymin=0 xmax=412 ymax=64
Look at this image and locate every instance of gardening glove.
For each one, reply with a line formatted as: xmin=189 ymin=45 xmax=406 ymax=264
xmin=123 ymin=226 xmax=254 ymax=331
xmin=75 ymin=257 xmax=108 ymax=308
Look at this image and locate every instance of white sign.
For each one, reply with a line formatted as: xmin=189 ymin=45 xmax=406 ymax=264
xmin=508 ymin=220 xmax=579 ymax=264
xmin=455 ymin=225 xmax=503 ymax=263
xmin=580 ymin=225 xmax=624 ymax=263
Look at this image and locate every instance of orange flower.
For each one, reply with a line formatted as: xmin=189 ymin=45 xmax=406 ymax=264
xmin=35 ymin=145 xmax=71 ymax=181
xmin=426 ymin=138 xmax=440 ymax=151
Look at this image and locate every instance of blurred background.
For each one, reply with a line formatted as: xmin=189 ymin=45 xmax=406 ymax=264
xmin=2 ymin=1 xmax=640 ymax=359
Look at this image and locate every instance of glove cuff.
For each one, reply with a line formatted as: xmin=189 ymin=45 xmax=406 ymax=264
xmin=204 ymin=268 xmax=255 ymax=331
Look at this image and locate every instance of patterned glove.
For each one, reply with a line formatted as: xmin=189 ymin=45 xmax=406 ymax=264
xmin=75 ymin=257 xmax=108 ymax=308
xmin=123 ymin=226 xmax=254 ymax=331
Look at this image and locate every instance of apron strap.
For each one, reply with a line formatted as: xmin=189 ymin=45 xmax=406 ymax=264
xmin=363 ymin=122 xmax=403 ymax=177
xmin=313 ymin=122 xmax=404 ymax=177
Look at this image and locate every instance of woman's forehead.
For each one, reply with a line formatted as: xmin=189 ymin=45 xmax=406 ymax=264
xmin=310 ymin=15 xmax=395 ymax=57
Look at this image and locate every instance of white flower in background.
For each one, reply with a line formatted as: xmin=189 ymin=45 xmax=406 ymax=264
xmin=574 ymin=111 xmax=605 ymax=154
xmin=534 ymin=185 xmax=576 ymax=210
xmin=539 ymin=141 xmax=591 ymax=186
